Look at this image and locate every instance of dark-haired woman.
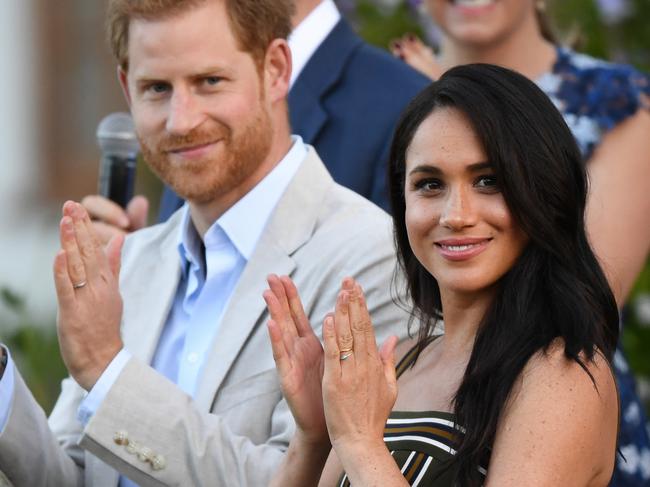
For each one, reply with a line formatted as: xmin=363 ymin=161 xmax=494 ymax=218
xmin=392 ymin=3 xmax=650 ymax=484
xmin=264 ymin=64 xmax=619 ymax=486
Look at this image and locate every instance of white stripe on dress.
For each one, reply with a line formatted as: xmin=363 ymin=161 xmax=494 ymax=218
xmin=386 ymin=416 xmax=466 ymax=433
xmin=400 ymin=451 xmax=417 ymax=474
xmin=385 ymin=434 xmax=456 ymax=455
xmin=412 ymin=456 xmax=434 ymax=487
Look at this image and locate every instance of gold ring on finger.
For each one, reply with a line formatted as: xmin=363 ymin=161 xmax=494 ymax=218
xmin=340 ymin=351 xmax=353 ymax=361
xmin=72 ymin=280 xmax=87 ymax=290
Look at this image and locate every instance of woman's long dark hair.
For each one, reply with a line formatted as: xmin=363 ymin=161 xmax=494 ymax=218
xmin=388 ymin=64 xmax=619 ymax=486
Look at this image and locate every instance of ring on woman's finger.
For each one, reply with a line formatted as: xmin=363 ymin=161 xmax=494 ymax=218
xmin=72 ymin=280 xmax=87 ymax=290
xmin=340 ymin=351 xmax=353 ymax=361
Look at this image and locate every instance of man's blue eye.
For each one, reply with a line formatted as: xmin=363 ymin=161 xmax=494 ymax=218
xmin=150 ymin=83 xmax=169 ymax=93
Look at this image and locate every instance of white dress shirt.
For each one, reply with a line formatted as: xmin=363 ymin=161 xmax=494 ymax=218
xmin=79 ymin=135 xmax=306 ymax=413
xmin=288 ymin=0 xmax=341 ymax=87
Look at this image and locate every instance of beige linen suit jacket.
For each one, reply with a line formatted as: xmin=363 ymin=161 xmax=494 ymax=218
xmin=0 ymin=148 xmax=410 ymax=486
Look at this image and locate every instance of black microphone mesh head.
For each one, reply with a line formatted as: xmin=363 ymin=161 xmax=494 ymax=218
xmin=96 ymin=112 xmax=140 ymax=157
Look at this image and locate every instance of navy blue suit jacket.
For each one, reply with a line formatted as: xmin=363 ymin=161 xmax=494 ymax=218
xmin=158 ymin=19 xmax=429 ymax=219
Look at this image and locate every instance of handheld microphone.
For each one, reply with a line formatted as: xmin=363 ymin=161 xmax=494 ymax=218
xmin=96 ymin=112 xmax=140 ymax=208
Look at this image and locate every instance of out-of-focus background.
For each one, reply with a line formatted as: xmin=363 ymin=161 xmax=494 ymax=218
xmin=0 ymin=0 xmax=648 ymax=414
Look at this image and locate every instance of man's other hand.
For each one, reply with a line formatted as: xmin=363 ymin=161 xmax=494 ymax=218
xmin=81 ymin=195 xmax=149 ymax=246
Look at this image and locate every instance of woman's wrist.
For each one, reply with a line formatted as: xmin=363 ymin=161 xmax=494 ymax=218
xmin=334 ymin=438 xmax=406 ymax=486
xmin=333 ymin=437 xmax=389 ymax=470
xmin=269 ymin=430 xmax=331 ymax=487
xmin=333 ymin=435 xmax=385 ymax=458
xmin=294 ymin=428 xmax=331 ymax=455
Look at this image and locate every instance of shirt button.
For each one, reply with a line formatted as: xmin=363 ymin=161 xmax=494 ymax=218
xmin=187 ymin=352 xmax=199 ymax=364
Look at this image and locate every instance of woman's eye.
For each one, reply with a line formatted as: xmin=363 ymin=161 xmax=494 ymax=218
xmin=414 ymin=179 xmax=442 ymax=192
xmin=476 ymin=175 xmax=499 ymax=190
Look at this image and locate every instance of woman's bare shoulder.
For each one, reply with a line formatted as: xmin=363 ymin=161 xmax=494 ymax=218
xmin=486 ymin=339 xmax=618 ymax=486
xmin=522 ymin=339 xmax=616 ymax=398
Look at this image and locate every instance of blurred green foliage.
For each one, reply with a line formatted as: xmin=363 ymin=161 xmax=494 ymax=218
xmin=351 ymin=1 xmax=423 ymax=48
xmin=551 ymin=0 xmax=650 ymax=71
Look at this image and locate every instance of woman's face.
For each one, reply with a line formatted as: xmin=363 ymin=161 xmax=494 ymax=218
xmin=404 ymin=107 xmax=528 ymax=297
xmin=426 ymin=0 xmax=537 ymax=47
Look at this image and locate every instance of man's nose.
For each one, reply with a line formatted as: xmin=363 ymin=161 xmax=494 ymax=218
xmin=439 ymin=186 xmax=477 ymax=230
xmin=166 ymin=90 xmax=205 ymax=135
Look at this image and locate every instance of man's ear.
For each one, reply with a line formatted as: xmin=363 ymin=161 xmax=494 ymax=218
xmin=117 ymin=66 xmax=132 ymax=107
xmin=263 ymin=39 xmax=292 ymax=104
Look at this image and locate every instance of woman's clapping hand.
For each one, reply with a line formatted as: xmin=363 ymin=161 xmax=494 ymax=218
xmin=264 ymin=274 xmax=329 ymax=446
xmin=322 ymin=278 xmax=399 ymax=457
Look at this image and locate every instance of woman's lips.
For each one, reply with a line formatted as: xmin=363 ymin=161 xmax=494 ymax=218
xmin=435 ymin=238 xmax=491 ymax=261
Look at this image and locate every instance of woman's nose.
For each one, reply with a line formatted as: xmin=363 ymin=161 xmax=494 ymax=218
xmin=439 ymin=186 xmax=477 ymax=230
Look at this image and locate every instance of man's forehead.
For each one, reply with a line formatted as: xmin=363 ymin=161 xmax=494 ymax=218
xmin=127 ymin=1 xmax=234 ymax=52
xmin=126 ymin=1 xmax=244 ymax=73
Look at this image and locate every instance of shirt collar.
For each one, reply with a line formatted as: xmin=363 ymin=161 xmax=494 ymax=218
xmin=288 ymin=0 xmax=341 ymax=87
xmin=177 ymin=136 xmax=308 ymax=267
xmin=178 ymin=207 xmax=203 ymax=273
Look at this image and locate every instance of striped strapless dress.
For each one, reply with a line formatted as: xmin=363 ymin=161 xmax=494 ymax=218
xmin=337 ymin=338 xmax=489 ymax=486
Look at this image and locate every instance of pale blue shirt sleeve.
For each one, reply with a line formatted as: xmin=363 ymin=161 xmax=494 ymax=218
xmin=0 ymin=345 xmax=16 ymax=434
xmin=77 ymin=348 xmax=132 ymax=425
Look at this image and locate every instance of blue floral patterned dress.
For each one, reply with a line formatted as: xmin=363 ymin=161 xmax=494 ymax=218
xmin=537 ymin=46 xmax=650 ymax=487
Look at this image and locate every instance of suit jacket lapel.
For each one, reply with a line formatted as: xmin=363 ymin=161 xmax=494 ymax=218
xmin=120 ymin=215 xmax=182 ymax=365
xmin=194 ymin=149 xmax=334 ymax=410
xmin=289 ymin=19 xmax=363 ymax=144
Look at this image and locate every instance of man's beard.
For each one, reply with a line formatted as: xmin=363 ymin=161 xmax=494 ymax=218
xmin=139 ymin=106 xmax=274 ymax=204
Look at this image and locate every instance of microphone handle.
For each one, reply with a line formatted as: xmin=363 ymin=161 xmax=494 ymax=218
xmin=99 ymin=155 xmax=137 ymax=209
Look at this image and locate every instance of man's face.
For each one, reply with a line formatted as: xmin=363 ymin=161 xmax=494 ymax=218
xmin=121 ymin=0 xmax=273 ymax=204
